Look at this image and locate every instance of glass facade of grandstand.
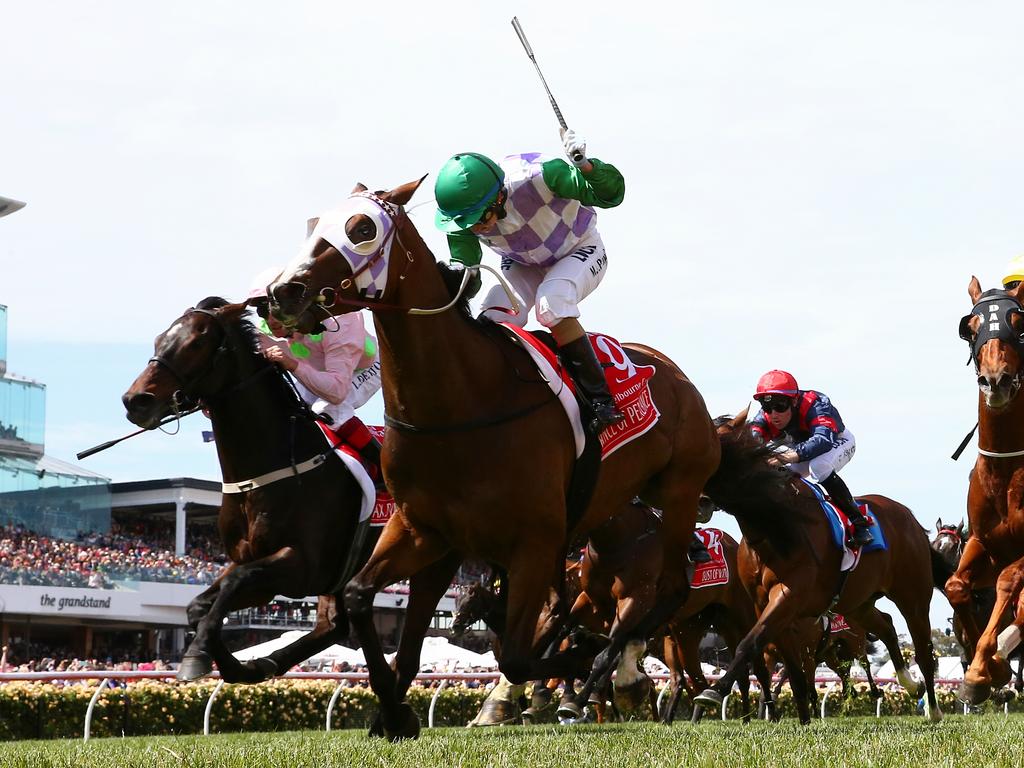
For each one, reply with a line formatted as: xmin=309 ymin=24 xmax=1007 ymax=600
xmin=0 ymin=303 xmax=111 ymax=540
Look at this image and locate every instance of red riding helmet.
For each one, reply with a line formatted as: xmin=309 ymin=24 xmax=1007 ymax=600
xmin=754 ymin=370 xmax=799 ymax=399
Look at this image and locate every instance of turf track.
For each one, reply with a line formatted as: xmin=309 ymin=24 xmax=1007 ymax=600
xmin=1 ymin=716 xmax=1021 ymax=768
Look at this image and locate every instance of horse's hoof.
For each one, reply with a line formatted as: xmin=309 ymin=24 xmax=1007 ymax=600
xmin=993 ymin=688 xmax=1018 ymax=705
xmin=176 ymin=651 xmax=214 ymax=682
xmin=614 ymin=675 xmax=652 ymax=710
xmin=693 ymin=688 xmax=723 ymax=708
xmin=960 ymin=680 xmax=992 ymax=705
xmin=383 ymin=703 xmax=420 ymax=742
xmin=239 ymin=657 xmax=278 ymax=683
xmin=469 ymin=697 xmax=522 ymax=727
xmin=556 ymin=700 xmax=583 ymax=721
xmin=522 ymin=701 xmax=553 ymax=724
xmin=368 ymin=712 xmax=385 ymax=739
xmin=991 ymin=657 xmax=1013 ymax=689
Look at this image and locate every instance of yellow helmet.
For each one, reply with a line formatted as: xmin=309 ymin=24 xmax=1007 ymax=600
xmin=1002 ymin=254 xmax=1024 ymax=288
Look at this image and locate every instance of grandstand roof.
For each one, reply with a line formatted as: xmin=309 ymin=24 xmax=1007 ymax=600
xmin=0 ymin=453 xmax=109 ymax=482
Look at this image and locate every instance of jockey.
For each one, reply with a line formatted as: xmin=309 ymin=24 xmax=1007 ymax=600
xmin=1002 ymin=254 xmax=1024 ymax=289
xmin=248 ymin=272 xmax=384 ymax=483
xmin=750 ymin=370 xmax=874 ymax=547
xmin=433 ymin=130 xmax=626 ymax=433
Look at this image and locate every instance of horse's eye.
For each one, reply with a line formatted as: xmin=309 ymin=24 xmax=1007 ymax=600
xmin=359 ymin=223 xmax=374 ymax=237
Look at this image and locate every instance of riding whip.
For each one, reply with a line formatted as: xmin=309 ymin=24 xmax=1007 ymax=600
xmin=510 ymin=16 xmax=585 ymax=165
xmin=77 ymin=407 xmax=200 ymax=460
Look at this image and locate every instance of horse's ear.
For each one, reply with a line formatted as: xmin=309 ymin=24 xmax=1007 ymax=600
xmin=382 ymin=175 xmax=429 ymax=208
xmin=969 ymin=276 xmax=983 ymax=303
xmin=306 ymin=217 xmax=320 ymax=237
xmin=352 ymin=182 xmax=368 ymax=194
xmin=957 ymin=521 xmax=965 ymax=537
xmin=936 ymin=518 xmax=943 ymax=532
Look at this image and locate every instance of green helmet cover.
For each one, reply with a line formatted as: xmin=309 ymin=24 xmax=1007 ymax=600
xmin=434 ymin=153 xmax=505 ymax=233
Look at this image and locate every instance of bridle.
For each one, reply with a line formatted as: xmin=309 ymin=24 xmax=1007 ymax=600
xmin=281 ymin=191 xmax=519 ymax=319
xmin=933 ymin=526 xmax=965 ymax=564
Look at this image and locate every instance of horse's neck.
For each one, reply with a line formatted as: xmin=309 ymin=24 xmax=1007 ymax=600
xmin=206 ymin=355 xmax=314 ymax=482
xmin=978 ymin=392 xmax=1024 ymax=456
xmin=373 ymin=255 xmax=513 ymax=425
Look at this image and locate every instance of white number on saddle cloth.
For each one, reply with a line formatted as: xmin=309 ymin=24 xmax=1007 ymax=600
xmin=690 ymin=528 xmax=730 ymax=589
xmin=588 ymin=333 xmax=661 ymax=459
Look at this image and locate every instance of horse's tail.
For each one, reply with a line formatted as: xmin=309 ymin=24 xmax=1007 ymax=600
xmin=930 ymin=546 xmax=954 ymax=592
xmin=705 ymin=426 xmax=799 ymax=555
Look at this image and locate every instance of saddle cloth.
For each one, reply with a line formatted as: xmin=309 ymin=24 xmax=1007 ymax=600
xmin=497 ymin=324 xmax=660 ymax=459
xmin=316 ymin=422 xmax=396 ymax=528
xmin=691 ymin=527 xmax=730 ymax=589
xmin=802 ymin=478 xmax=887 ymax=571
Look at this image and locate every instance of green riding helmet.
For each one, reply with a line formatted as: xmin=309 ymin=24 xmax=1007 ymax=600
xmin=434 ymin=153 xmax=505 ymax=233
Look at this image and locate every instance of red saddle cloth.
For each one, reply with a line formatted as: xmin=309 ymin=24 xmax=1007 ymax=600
xmin=316 ymin=422 xmax=395 ymax=528
xmin=499 ymin=324 xmax=660 ymax=458
xmin=691 ymin=528 xmax=730 ymax=589
xmin=828 ymin=614 xmax=851 ymax=633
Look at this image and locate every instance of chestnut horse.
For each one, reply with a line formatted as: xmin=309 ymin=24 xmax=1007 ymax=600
xmin=692 ymin=419 xmax=943 ymax=724
xmin=948 ymin=277 xmax=1024 ymax=703
xmin=269 ymin=182 xmax=719 ymax=739
xmin=121 ymin=298 xmax=380 ymax=683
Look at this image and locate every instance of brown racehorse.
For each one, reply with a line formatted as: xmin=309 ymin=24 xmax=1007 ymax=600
xmin=121 ymin=298 xmax=380 ymax=683
xmin=268 ymin=182 xmax=720 ymax=739
xmin=692 ymin=418 xmax=943 ymax=724
xmin=948 ymin=277 xmax=1024 ymax=704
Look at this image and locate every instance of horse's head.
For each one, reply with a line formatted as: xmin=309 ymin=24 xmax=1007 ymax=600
xmin=122 ymin=298 xmax=250 ymax=429
xmin=270 ymin=178 xmax=428 ymax=330
xmin=450 ymin=583 xmax=495 ymax=638
xmin=712 ymin=406 xmax=749 ymax=437
xmin=931 ymin=517 xmax=966 ymax=569
xmin=960 ymin=276 xmax=1024 ymax=409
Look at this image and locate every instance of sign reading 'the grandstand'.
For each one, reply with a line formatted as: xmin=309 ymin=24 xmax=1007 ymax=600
xmin=0 ymin=583 xmax=201 ymax=624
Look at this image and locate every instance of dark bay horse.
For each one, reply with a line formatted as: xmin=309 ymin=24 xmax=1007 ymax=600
xmin=692 ymin=420 xmax=943 ymax=724
xmin=949 ymin=277 xmax=1024 ymax=703
xmin=121 ymin=298 xmax=379 ymax=682
xmin=269 ymin=181 xmax=720 ymax=739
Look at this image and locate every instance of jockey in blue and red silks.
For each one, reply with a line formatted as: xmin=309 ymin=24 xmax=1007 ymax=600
xmin=750 ymin=370 xmax=874 ymax=547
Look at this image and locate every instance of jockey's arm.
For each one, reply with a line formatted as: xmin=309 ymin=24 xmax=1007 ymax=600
xmin=446 ymin=232 xmax=483 ymax=267
xmin=293 ymin=323 xmax=363 ymax=405
xmin=541 ymin=158 xmax=625 ymax=208
xmin=792 ymin=421 xmax=840 ymax=462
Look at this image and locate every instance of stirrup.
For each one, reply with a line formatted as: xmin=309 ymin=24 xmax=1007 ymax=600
xmin=689 ymin=539 xmax=712 ymax=564
xmin=850 ymin=523 xmax=874 ymax=547
xmin=590 ymin=402 xmax=625 ymax=432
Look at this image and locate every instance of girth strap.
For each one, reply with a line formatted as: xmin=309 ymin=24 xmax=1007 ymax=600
xmin=221 ymin=452 xmax=328 ymax=494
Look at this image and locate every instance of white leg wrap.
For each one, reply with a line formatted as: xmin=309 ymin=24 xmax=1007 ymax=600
xmin=997 ymin=625 xmax=1023 ymax=660
xmin=487 ymin=675 xmax=526 ymax=703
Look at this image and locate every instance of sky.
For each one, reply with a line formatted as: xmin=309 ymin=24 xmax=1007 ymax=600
xmin=3 ymin=1 xmax=1024 ymax=633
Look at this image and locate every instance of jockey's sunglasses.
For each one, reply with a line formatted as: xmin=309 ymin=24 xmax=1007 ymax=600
xmin=757 ymin=396 xmax=793 ymax=413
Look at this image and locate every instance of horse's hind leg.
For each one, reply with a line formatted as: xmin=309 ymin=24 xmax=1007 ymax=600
xmin=848 ymin=605 xmax=917 ymax=695
xmin=177 ymin=576 xmax=226 ymax=681
xmin=903 ymin=602 xmax=942 ymax=722
xmin=344 ymin=517 xmax=451 ymax=740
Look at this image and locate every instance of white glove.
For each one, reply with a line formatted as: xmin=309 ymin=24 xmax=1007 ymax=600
xmin=562 ymin=129 xmax=588 ymax=168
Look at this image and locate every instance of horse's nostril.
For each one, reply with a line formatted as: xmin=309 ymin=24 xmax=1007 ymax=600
xmin=123 ymin=391 xmax=156 ymax=414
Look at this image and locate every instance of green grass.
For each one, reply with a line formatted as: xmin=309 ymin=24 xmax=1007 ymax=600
xmin=1 ymin=716 xmax=1020 ymax=768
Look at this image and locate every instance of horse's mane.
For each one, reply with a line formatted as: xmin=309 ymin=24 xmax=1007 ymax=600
xmin=704 ymin=421 xmax=801 ymax=556
xmin=194 ymin=296 xmax=305 ymax=411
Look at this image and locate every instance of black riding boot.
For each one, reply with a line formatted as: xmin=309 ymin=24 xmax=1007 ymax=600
xmin=558 ymin=336 xmax=625 ymax=433
xmin=821 ymin=472 xmax=874 ymax=547
xmin=689 ymin=533 xmax=712 ymax=564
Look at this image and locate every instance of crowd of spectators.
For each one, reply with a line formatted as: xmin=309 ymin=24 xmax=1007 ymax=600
xmin=0 ymin=521 xmax=225 ymax=588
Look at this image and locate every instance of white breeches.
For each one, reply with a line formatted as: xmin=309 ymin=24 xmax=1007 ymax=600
xmin=788 ymin=429 xmax=856 ymax=483
xmin=481 ymin=232 xmax=608 ymax=328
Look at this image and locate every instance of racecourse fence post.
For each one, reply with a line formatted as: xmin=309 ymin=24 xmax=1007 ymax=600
xmin=875 ymin=694 xmax=883 ymax=718
xmin=83 ymin=678 xmax=111 ymax=742
xmin=721 ymin=692 xmax=731 ymax=721
xmin=428 ymin=680 xmax=449 ymax=728
xmin=326 ymin=682 xmax=346 ymax=732
xmin=204 ymin=680 xmax=225 ymax=736
xmin=820 ymin=683 xmax=837 ymax=719
xmin=963 ymin=700 xmax=969 ymax=716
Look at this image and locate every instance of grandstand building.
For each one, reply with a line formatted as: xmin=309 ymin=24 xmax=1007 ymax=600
xmin=0 ymin=303 xmax=458 ymax=668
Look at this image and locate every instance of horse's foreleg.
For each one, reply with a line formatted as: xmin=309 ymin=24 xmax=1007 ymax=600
xmin=183 ymin=549 xmax=305 ymax=684
xmin=393 ymin=552 xmax=463 ymax=701
xmin=177 ymin=577 xmax=227 ymax=680
xmin=776 ymin=632 xmax=813 ymax=725
xmin=694 ymin=582 xmax=799 ymax=716
xmin=261 ymin=594 xmax=351 ymax=675
xmin=343 ymin=517 xmax=450 ymax=740
xmin=847 ymin=604 xmax=916 ymax=696
xmin=945 ymin=536 xmax=996 ymax=659
xmin=964 ymin=554 xmax=1024 ymax=704
xmin=904 ymin=603 xmax=942 ymax=722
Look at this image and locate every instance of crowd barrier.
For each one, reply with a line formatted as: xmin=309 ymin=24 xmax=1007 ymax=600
xmin=0 ymin=669 xmax=987 ymax=741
